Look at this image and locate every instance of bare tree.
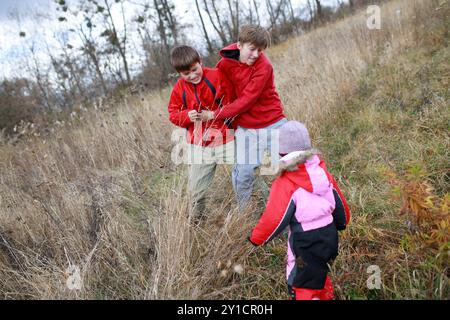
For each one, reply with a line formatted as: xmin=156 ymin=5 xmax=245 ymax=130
xmin=100 ymin=0 xmax=132 ymax=84
xmin=306 ymin=0 xmax=315 ymax=24
xmin=159 ymin=0 xmax=179 ymax=45
xmin=135 ymin=0 xmax=182 ymax=87
xmin=202 ymin=0 xmax=228 ymax=46
xmin=252 ymin=0 xmax=261 ymax=25
xmin=77 ymin=22 xmax=109 ymax=94
xmin=286 ymin=0 xmax=297 ymax=32
xmin=28 ymin=43 xmax=52 ymax=110
xmin=315 ymin=0 xmax=323 ymax=21
xmin=225 ymin=0 xmax=240 ymax=41
xmin=247 ymin=0 xmax=253 ymax=24
xmin=8 ymin=10 xmax=55 ymax=110
xmin=266 ymin=0 xmax=285 ymax=31
xmin=56 ymin=0 xmax=133 ymax=89
xmin=195 ymin=0 xmax=214 ymax=55
xmin=55 ymin=36 xmax=87 ymax=101
xmin=153 ymin=0 xmax=175 ymax=85
xmin=56 ymin=1 xmax=109 ymax=95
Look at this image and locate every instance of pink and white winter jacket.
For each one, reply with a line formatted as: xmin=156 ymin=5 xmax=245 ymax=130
xmin=249 ymin=152 xmax=350 ymax=243
xmin=249 ymin=152 xmax=350 ymax=283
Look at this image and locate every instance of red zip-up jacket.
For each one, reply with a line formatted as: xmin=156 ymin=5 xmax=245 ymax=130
xmin=214 ymin=43 xmax=285 ymax=129
xmin=168 ymin=67 xmax=235 ymax=147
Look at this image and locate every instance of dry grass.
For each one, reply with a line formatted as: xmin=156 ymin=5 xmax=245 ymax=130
xmin=0 ymin=0 xmax=447 ymax=299
xmin=269 ymin=0 xmax=432 ymax=126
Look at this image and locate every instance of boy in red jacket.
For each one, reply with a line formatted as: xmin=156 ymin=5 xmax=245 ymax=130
xmin=167 ymin=45 xmax=235 ymax=220
xmin=249 ymin=121 xmax=351 ymax=300
xmin=202 ymin=25 xmax=287 ymax=210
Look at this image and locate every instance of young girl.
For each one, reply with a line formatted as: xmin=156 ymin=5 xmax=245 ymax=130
xmin=248 ymin=121 xmax=350 ymax=300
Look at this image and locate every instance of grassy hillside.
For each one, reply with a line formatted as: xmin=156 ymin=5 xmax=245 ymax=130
xmin=316 ymin=12 xmax=449 ymax=299
xmin=0 ymin=0 xmax=448 ymax=299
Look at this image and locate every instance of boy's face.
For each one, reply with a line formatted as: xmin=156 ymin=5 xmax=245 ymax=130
xmin=179 ymin=62 xmax=203 ymax=84
xmin=237 ymin=42 xmax=262 ymax=66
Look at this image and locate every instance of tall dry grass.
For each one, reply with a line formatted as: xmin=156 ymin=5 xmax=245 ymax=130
xmin=0 ymin=0 xmax=444 ymax=299
xmin=270 ymin=0 xmax=435 ymax=129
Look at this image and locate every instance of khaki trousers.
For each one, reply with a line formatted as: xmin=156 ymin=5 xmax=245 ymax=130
xmin=187 ymin=140 xmax=235 ymax=217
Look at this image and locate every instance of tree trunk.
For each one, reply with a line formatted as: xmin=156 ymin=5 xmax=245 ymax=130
xmin=160 ymin=0 xmax=179 ymax=45
xmin=153 ymin=0 xmax=171 ymax=85
xmin=253 ymin=0 xmax=261 ymax=25
xmin=29 ymin=44 xmax=51 ymax=110
xmin=287 ymin=0 xmax=297 ymax=34
xmin=78 ymin=27 xmax=108 ymax=95
xmin=315 ymin=0 xmax=322 ymax=21
xmin=307 ymin=0 xmax=314 ymax=25
xmin=226 ymin=0 xmax=237 ymax=41
xmin=248 ymin=0 xmax=253 ymax=24
xmin=195 ymin=0 xmax=214 ymax=54
xmin=103 ymin=0 xmax=131 ymax=85
xmin=203 ymin=0 xmax=227 ymax=46
xmin=211 ymin=0 xmax=231 ymax=44
xmin=266 ymin=0 xmax=284 ymax=31
xmin=235 ymin=0 xmax=240 ymax=41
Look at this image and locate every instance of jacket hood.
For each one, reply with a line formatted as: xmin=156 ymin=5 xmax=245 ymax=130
xmin=218 ymin=43 xmax=270 ymax=68
xmin=219 ymin=43 xmax=240 ymax=60
xmin=278 ymin=150 xmax=331 ymax=196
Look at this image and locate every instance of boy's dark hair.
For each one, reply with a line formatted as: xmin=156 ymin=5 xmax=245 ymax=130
xmin=238 ymin=25 xmax=271 ymax=50
xmin=170 ymin=45 xmax=201 ymax=72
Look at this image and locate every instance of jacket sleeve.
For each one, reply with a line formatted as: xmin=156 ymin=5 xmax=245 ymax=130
xmin=249 ymin=179 xmax=296 ymax=246
xmin=214 ymin=62 xmax=272 ymax=120
xmin=330 ymin=177 xmax=351 ymax=228
xmin=168 ymin=81 xmax=191 ymax=128
xmin=217 ymin=69 xmax=236 ymax=105
xmin=319 ymin=158 xmax=351 ymax=226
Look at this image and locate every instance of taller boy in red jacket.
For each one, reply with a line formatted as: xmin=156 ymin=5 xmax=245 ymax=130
xmin=167 ymin=45 xmax=235 ymax=220
xmin=203 ymin=25 xmax=287 ymax=210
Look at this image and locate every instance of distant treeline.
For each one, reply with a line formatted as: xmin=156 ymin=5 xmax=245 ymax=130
xmin=0 ymin=0 xmax=385 ymax=137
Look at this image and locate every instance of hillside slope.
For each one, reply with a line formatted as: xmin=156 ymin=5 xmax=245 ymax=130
xmin=0 ymin=0 xmax=447 ymax=299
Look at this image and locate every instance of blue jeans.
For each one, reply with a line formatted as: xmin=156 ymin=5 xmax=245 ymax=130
xmin=232 ymin=118 xmax=287 ymax=210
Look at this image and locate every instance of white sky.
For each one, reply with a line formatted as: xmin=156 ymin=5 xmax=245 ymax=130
xmin=0 ymin=0 xmax=344 ymax=80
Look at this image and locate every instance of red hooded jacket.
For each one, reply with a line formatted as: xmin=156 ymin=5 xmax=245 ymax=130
xmin=249 ymin=154 xmax=350 ymax=246
xmin=214 ymin=43 xmax=285 ymax=129
xmin=168 ymin=67 xmax=235 ymax=147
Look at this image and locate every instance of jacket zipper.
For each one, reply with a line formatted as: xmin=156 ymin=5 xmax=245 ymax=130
xmin=193 ymin=83 xmax=201 ymax=111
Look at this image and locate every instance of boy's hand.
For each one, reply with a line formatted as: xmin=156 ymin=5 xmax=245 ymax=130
xmin=199 ymin=110 xmax=215 ymax=122
xmin=188 ymin=110 xmax=201 ymax=122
